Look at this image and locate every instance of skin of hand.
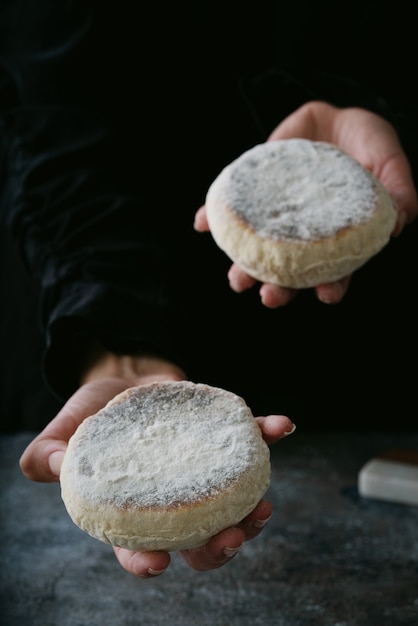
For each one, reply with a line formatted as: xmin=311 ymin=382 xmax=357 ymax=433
xmin=19 ymin=345 xmax=295 ymax=578
xmin=194 ymin=101 xmax=418 ymax=308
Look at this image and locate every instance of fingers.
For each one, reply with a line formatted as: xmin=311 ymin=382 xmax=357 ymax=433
xmin=194 ymin=210 xmax=300 ymax=307
xmin=315 ymin=275 xmax=351 ymax=304
xmin=194 ymin=195 xmax=352 ymax=308
xmin=193 ymin=205 xmax=209 ymax=232
xmin=113 ymin=547 xmax=171 ymax=578
xmin=228 ymin=267 xmax=352 ymax=307
xmin=177 ymin=412 xmax=297 ymax=573
xmin=228 ymin=263 xmax=257 ymax=292
xmin=179 ymin=526 xmax=247 ymax=571
xmin=115 ymin=497 xmax=275 ymax=576
xmin=19 ymin=378 xmax=131 ymax=482
xmin=201 ymin=242 xmax=352 ymax=307
xmin=236 ymin=499 xmax=273 ymax=541
xmin=194 ymin=210 xmax=297 ymax=306
xmin=230 ymin=265 xmax=352 ymax=307
xmin=179 ymin=498 xmax=274 ymax=571
xmin=255 ymin=414 xmax=296 ymax=445
xmin=176 ymin=418 xmax=295 ymax=573
xmin=229 ymin=266 xmax=298 ymax=307
xmin=259 ymin=282 xmax=297 ymax=308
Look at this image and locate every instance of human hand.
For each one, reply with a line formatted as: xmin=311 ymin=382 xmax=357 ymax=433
xmin=116 ymin=410 xmax=295 ymax=576
xmin=19 ymin=351 xmax=295 ymax=578
xmin=195 ymin=101 xmax=418 ymax=307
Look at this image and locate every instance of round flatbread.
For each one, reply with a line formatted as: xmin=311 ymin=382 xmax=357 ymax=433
xmin=60 ymin=380 xmax=271 ymax=551
xmin=205 ymin=139 xmax=397 ymax=288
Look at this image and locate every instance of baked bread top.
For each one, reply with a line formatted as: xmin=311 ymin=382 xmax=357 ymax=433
xmin=205 ymin=139 xmax=397 ymax=288
xmin=60 ymin=380 xmax=271 ymax=551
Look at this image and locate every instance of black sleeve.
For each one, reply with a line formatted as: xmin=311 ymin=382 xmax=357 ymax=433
xmin=1 ymin=1 xmax=417 ymax=406
xmin=0 ymin=1 xmax=181 ymax=400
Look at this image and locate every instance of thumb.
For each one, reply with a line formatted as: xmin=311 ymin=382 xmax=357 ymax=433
xmin=19 ymin=377 xmax=130 ymax=483
xmin=20 ymin=439 xmax=67 ymax=483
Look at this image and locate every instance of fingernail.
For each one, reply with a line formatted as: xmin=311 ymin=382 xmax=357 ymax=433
xmin=48 ymin=450 xmax=65 ymax=477
xmin=283 ymin=423 xmax=296 ymax=437
xmin=223 ymin=545 xmax=242 ymax=558
xmin=147 ymin=567 xmax=167 ymax=576
xmin=253 ymin=514 xmax=272 ymax=529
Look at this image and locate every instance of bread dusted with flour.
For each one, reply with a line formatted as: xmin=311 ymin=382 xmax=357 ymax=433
xmin=205 ymin=139 xmax=397 ymax=288
xmin=60 ymin=381 xmax=270 ymax=551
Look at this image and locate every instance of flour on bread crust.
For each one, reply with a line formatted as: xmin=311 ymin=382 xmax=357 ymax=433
xmin=205 ymin=139 xmax=397 ymax=288
xmin=60 ymin=381 xmax=271 ymax=551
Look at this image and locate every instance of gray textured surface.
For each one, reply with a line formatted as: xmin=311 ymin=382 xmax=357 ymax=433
xmin=1 ymin=431 xmax=418 ymax=626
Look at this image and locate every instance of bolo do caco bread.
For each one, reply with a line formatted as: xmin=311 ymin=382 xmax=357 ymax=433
xmin=60 ymin=380 xmax=271 ymax=552
xmin=205 ymin=139 xmax=397 ymax=288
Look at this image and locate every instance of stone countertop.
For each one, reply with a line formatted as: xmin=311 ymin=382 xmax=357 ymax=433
xmin=1 ymin=430 xmax=418 ymax=626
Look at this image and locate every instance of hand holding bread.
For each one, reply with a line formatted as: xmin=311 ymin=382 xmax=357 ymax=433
xmin=205 ymin=138 xmax=397 ymax=288
xmin=60 ymin=381 xmax=272 ymax=552
xmin=20 ymin=357 xmax=294 ymax=578
xmin=195 ymin=103 xmax=417 ymax=306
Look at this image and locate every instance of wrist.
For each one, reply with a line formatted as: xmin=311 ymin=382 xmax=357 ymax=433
xmin=79 ymin=339 xmax=187 ymax=387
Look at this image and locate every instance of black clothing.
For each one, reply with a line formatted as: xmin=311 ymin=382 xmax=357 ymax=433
xmin=1 ymin=1 xmax=417 ymax=431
